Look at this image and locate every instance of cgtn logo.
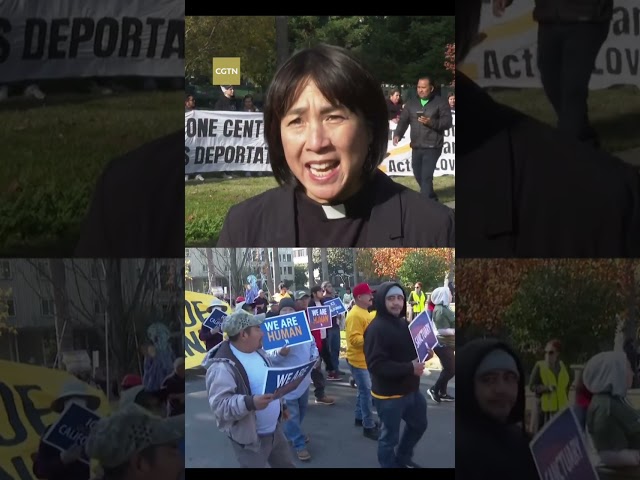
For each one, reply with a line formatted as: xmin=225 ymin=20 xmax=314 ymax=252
xmin=212 ymin=57 xmax=241 ymax=85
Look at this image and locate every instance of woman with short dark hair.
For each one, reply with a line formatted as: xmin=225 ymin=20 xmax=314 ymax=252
xmin=217 ymin=44 xmax=454 ymax=248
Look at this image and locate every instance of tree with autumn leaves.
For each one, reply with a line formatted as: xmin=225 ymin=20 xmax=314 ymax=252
xmin=457 ymin=259 xmax=640 ymax=366
xmin=445 ymin=43 xmax=455 ymax=86
xmin=356 ymin=249 xmax=455 ymax=292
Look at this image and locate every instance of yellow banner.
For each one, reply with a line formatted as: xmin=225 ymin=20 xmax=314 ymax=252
xmin=0 ymin=361 xmax=110 ymax=480
xmin=184 ymin=291 xmax=230 ymax=369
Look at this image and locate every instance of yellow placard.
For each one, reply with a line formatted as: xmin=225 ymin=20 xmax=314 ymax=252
xmin=184 ymin=291 xmax=230 ymax=369
xmin=0 ymin=362 xmax=110 ymax=480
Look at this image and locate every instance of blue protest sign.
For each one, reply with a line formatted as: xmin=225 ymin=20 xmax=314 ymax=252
xmin=203 ymin=308 xmax=227 ymax=330
xmin=530 ymin=407 xmax=599 ymax=480
xmin=324 ymin=297 xmax=347 ymax=315
xmin=408 ymin=311 xmax=439 ymax=362
xmin=263 ymin=359 xmax=318 ymax=398
xmin=260 ymin=311 xmax=313 ymax=351
xmin=42 ymin=402 xmax=101 ymax=465
xmin=307 ymin=306 xmax=332 ymax=331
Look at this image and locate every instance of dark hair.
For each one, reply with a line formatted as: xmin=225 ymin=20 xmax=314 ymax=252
xmin=457 ymin=0 xmax=483 ymax=63
xmin=418 ymin=76 xmax=435 ymax=86
xmin=264 ymin=43 xmax=388 ymax=186
xmin=310 ymin=285 xmax=322 ymax=297
xmin=546 ymin=339 xmax=562 ymax=352
xmin=243 ymin=94 xmax=253 ymax=101
xmin=389 ymin=88 xmax=400 ymax=96
xmin=278 ymin=282 xmax=286 ymax=291
xmin=185 ymin=94 xmax=193 ymax=100
xmin=448 ymin=92 xmax=455 ymax=98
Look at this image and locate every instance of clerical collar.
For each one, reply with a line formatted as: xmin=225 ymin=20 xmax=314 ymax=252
xmin=321 ymin=204 xmax=347 ymax=219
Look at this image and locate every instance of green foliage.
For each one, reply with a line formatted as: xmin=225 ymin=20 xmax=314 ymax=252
xmin=294 ymin=265 xmax=309 ymax=289
xmin=311 ymin=248 xmax=354 ymax=278
xmin=397 ymin=251 xmax=448 ymax=292
xmin=502 ymin=266 xmax=621 ymax=364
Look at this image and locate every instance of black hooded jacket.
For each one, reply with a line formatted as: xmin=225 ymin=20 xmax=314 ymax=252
xmin=456 ymin=338 xmax=540 ymax=480
xmin=363 ymin=281 xmax=420 ymax=397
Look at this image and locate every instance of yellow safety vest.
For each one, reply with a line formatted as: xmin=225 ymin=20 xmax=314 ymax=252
xmin=411 ymin=291 xmax=426 ymax=313
xmin=537 ymin=360 xmax=570 ymax=412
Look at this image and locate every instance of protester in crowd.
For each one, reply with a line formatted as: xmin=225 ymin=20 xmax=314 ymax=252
xmin=309 ymin=285 xmax=335 ymax=378
xmin=321 ymin=281 xmax=345 ymax=380
xmin=456 ymin=0 xmax=640 ymax=258
xmin=394 ymin=76 xmax=452 ymax=203
xmin=214 ymin=86 xmax=237 ymax=111
xmin=267 ymin=297 xmax=319 ymax=461
xmin=582 ymin=351 xmax=640 ymax=467
xmin=428 ymin=287 xmax=456 ymax=403
xmin=185 ymin=94 xmax=195 ymax=112
xmin=342 ymin=287 xmax=353 ymax=306
xmin=33 ymin=381 xmax=102 ymax=480
xmin=85 ymin=404 xmax=184 ymax=480
xmin=217 ymin=44 xmax=454 ymax=248
xmin=494 ymin=0 xmax=611 ymax=147
xmin=456 ymin=338 xmax=539 ymax=479
xmin=203 ymin=310 xmax=296 ymax=468
xmin=243 ymin=94 xmax=260 ymax=112
xmin=142 ymin=342 xmax=173 ymax=392
xmin=273 ymin=283 xmax=291 ymax=303
xmin=346 ymin=283 xmax=379 ymax=440
xmin=266 ymin=299 xmax=280 ymax=318
xmin=528 ymin=339 xmax=570 ymax=430
xmin=254 ymin=289 xmax=269 ymax=315
xmin=386 ymin=88 xmax=403 ymax=122
xmin=448 ymin=92 xmax=455 ymax=112
xmin=294 ymin=290 xmax=336 ymax=406
xmin=409 ymin=282 xmax=426 ymax=318
xmin=199 ymin=298 xmax=227 ymax=352
xmin=161 ymin=358 xmax=185 ymax=417
xmin=364 ymin=282 xmax=429 ymax=468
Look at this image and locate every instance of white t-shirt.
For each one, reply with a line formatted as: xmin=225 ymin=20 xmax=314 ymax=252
xmin=230 ymin=344 xmax=280 ymax=435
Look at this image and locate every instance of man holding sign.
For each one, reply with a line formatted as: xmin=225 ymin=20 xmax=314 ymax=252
xmin=263 ymin=298 xmax=319 ymax=462
xmin=204 ymin=310 xmax=296 ymax=468
xmin=364 ymin=282 xmax=430 ymax=468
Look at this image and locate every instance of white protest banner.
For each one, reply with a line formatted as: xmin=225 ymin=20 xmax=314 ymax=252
xmin=379 ymin=113 xmax=455 ymax=177
xmin=184 ymin=110 xmax=271 ymax=174
xmin=0 ymin=0 xmax=184 ymax=83
xmin=459 ymin=0 xmax=640 ymax=89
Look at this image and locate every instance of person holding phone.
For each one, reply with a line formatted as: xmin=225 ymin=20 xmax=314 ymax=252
xmin=393 ymin=77 xmax=452 ymax=202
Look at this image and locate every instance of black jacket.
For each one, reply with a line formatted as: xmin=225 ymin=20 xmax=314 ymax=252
xmin=395 ymin=94 xmax=452 ymax=149
xmin=214 ymin=95 xmax=237 ymax=111
xmin=363 ymin=282 xmax=420 ymax=398
xmin=216 ymin=170 xmax=454 ymax=247
xmin=75 ymin=131 xmax=183 ymax=258
xmin=532 ymin=0 xmax=613 ymax=23
xmin=456 ymin=71 xmax=640 ymax=258
xmin=456 ymin=338 xmax=539 ymax=480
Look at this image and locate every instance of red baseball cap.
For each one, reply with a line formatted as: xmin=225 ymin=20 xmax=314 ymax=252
xmin=353 ymin=283 xmax=373 ymax=297
xmin=235 ymin=296 xmax=245 ymax=303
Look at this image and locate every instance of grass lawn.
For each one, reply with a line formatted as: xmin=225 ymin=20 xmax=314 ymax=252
xmin=185 ymin=175 xmax=455 ymax=246
xmin=489 ymin=86 xmax=640 ymax=153
xmin=0 ymin=91 xmax=182 ymax=255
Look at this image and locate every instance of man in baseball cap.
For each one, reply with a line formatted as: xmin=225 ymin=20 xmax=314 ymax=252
xmin=346 ymin=283 xmax=379 ymax=440
xmin=85 ymin=405 xmax=184 ymax=480
xmin=203 ymin=310 xmax=296 ymax=467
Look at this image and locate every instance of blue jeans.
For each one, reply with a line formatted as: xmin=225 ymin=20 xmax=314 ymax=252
xmin=329 ymin=326 xmax=341 ymax=373
xmin=373 ymin=390 xmax=428 ymax=468
xmin=282 ymin=387 xmax=309 ymax=452
xmin=348 ymin=362 xmax=376 ymax=429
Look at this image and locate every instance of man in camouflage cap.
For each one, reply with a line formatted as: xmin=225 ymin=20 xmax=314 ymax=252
xmin=202 ymin=310 xmax=296 ymax=468
xmin=85 ymin=404 xmax=183 ymax=480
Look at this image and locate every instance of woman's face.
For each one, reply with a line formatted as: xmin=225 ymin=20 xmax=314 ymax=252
xmin=390 ymin=92 xmax=400 ymax=104
xmin=544 ymin=343 xmax=558 ymax=363
xmin=280 ymin=79 xmax=371 ymax=204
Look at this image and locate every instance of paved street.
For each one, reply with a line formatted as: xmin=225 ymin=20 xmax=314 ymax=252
xmin=185 ymin=358 xmax=454 ymax=468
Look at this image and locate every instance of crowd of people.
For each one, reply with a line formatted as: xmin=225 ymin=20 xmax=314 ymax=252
xmin=456 ymin=336 xmax=640 ymax=479
xmin=32 ymin=354 xmax=186 ymax=480
xmin=200 ymin=279 xmax=456 ymax=468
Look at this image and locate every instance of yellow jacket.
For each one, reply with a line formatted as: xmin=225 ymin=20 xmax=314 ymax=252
xmin=346 ymin=305 xmax=375 ymax=369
